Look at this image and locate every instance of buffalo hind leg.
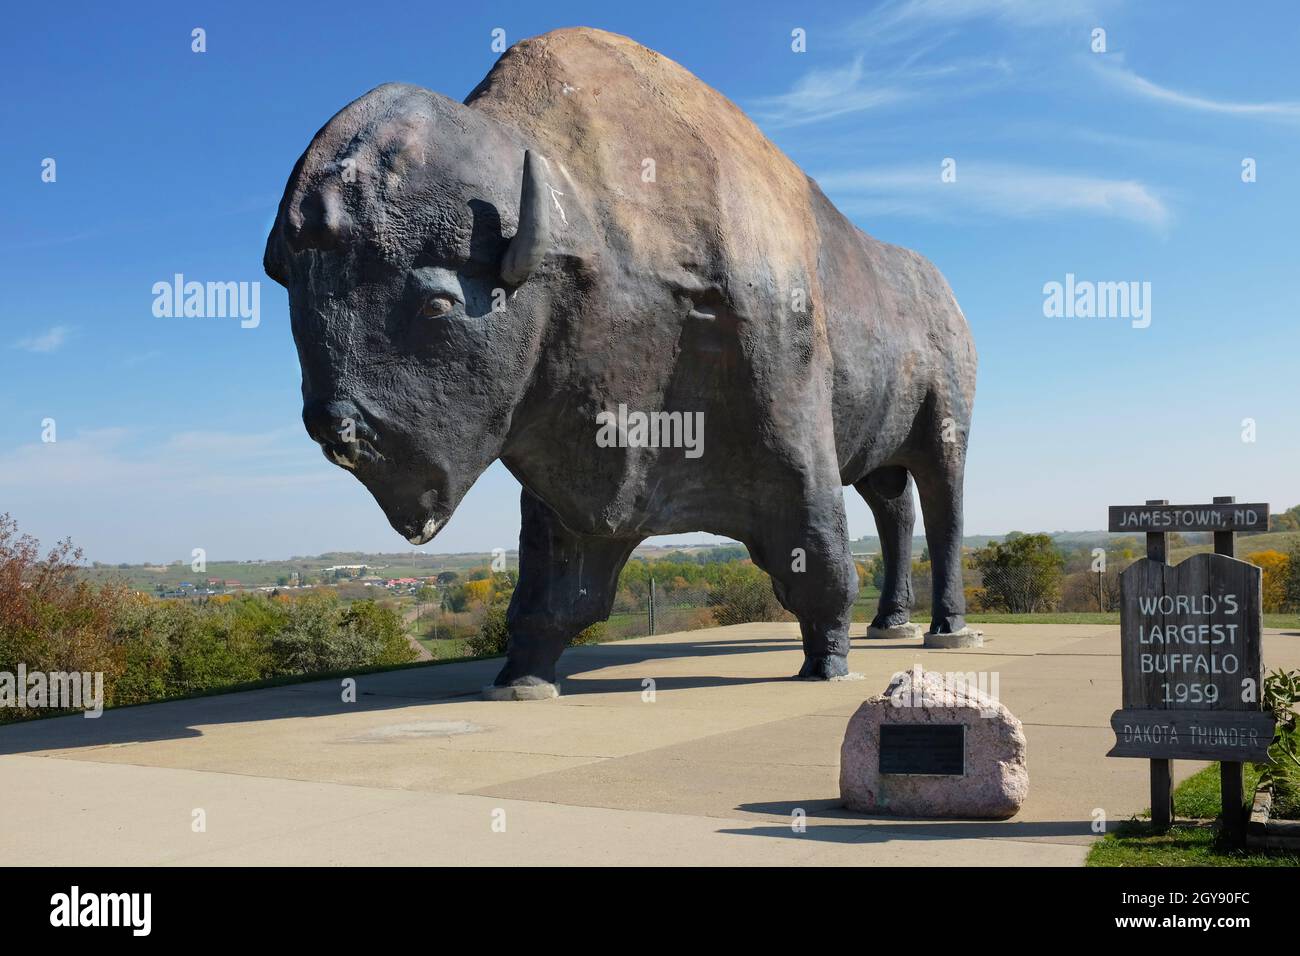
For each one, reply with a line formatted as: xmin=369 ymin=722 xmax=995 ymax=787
xmin=491 ymin=489 xmax=639 ymax=697
xmin=854 ymin=466 xmax=915 ymax=632
xmin=748 ymin=488 xmax=859 ymax=680
xmin=912 ymin=456 xmax=969 ymax=635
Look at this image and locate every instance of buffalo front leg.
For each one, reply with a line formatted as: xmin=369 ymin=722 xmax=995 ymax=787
xmin=913 ymin=455 xmax=974 ymax=641
xmin=748 ymin=487 xmax=860 ymax=680
xmin=854 ymin=465 xmax=917 ymax=637
xmin=489 ymin=489 xmax=639 ymax=699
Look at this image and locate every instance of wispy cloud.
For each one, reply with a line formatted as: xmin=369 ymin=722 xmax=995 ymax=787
xmin=13 ymin=325 xmax=72 ymax=353
xmin=754 ymin=0 xmax=1043 ymax=127
xmin=1093 ymin=61 xmax=1300 ymax=121
xmin=122 ymin=349 xmax=162 ymax=367
xmin=753 ymin=53 xmax=1013 ymax=127
xmin=816 ymin=163 xmax=1170 ymax=230
xmin=751 ymin=58 xmax=912 ymax=126
xmin=860 ymin=0 xmax=1108 ymax=34
xmin=0 ymin=426 xmax=327 ymax=492
xmin=0 ymin=426 xmax=354 ymax=564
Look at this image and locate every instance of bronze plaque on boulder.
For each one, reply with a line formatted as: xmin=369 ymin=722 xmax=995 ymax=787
xmin=879 ymin=724 xmax=965 ymax=776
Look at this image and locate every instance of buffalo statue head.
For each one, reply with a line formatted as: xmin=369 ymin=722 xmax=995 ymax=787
xmin=264 ymin=84 xmax=559 ymax=544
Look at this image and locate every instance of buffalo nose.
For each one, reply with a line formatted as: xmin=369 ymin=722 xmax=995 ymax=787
xmin=303 ymin=399 xmax=366 ymax=465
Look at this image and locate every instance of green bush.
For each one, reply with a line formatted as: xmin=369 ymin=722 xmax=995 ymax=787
xmin=1 ymin=515 xmax=420 ymax=722
xmin=707 ymin=561 xmax=787 ymax=625
xmin=971 ymin=532 xmax=1065 ymax=613
xmin=465 ymin=605 xmax=609 ymax=658
xmin=572 ymin=621 xmax=607 ymax=645
xmin=466 ymin=604 xmax=510 ymax=657
xmin=267 ymin=594 xmax=412 ymax=674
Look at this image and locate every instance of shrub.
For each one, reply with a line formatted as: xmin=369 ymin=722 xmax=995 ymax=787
xmin=1248 ymin=550 xmax=1290 ymax=613
xmin=466 ymin=604 xmax=510 ymax=657
xmin=572 ymin=621 xmax=607 ymax=645
xmin=0 ymin=515 xmax=130 ymax=719
xmin=971 ymin=533 xmax=1064 ymax=613
xmin=465 ymin=606 xmax=609 ymax=658
xmin=0 ymin=516 xmax=418 ymax=722
xmin=707 ymin=562 xmax=790 ymax=625
xmin=270 ymin=593 xmax=413 ymax=674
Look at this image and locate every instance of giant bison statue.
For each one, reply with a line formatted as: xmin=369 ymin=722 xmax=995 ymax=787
xmin=264 ymin=27 xmax=977 ymax=696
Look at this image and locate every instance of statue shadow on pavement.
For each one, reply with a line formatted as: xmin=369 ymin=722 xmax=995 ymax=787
xmin=0 ymin=634 xmax=809 ymax=755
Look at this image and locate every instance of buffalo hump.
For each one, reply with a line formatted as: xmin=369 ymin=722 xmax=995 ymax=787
xmin=466 ymin=28 xmax=823 ymax=322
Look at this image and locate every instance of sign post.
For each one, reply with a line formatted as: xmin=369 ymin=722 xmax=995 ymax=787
xmin=1212 ymin=496 xmax=1246 ymax=849
xmin=1106 ymin=497 xmax=1273 ymax=847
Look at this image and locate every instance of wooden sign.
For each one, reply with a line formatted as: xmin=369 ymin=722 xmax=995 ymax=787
xmin=1109 ymin=553 xmax=1270 ymax=761
xmin=1108 ymin=502 xmax=1269 ymax=534
xmin=1109 ymin=709 xmax=1275 ymax=761
xmin=1106 ymin=495 xmax=1274 ymax=846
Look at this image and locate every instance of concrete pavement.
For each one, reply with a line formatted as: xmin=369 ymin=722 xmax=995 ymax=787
xmin=3 ymin=622 xmax=1297 ymax=865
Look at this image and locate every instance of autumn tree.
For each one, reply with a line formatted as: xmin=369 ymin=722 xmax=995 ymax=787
xmin=1248 ymin=550 xmax=1290 ymax=613
xmin=971 ymin=533 xmax=1065 ymax=613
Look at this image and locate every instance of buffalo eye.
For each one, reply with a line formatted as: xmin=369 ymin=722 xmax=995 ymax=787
xmin=420 ymin=293 xmax=457 ymax=318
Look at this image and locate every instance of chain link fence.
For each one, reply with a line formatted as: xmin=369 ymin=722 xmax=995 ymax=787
xmin=608 ymin=562 xmax=1124 ymax=639
xmin=420 ymin=558 xmax=1130 ymax=658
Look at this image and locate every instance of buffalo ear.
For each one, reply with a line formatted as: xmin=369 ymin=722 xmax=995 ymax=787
xmin=500 ymin=150 xmax=551 ymax=286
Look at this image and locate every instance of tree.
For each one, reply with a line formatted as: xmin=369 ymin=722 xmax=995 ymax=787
xmin=0 ymin=515 xmax=130 ymax=719
xmin=866 ymin=554 xmax=887 ymax=592
xmin=701 ymin=545 xmax=748 ymax=564
xmin=1248 ymin=550 xmax=1289 ymax=613
xmin=1285 ymin=542 xmax=1300 ymax=613
xmin=461 ymin=578 xmax=494 ymax=608
xmin=706 ymin=562 xmax=789 ymax=625
xmin=971 ymin=533 xmax=1064 ymax=613
xmin=1269 ymin=505 xmax=1300 ymax=533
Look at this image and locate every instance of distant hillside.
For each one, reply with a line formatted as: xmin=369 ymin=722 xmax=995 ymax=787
xmin=77 ymin=541 xmax=748 ymax=592
xmin=79 ymin=550 xmax=509 ymax=592
xmin=1170 ymin=529 xmax=1300 ymax=564
xmin=81 ymin=527 xmax=1299 ymax=593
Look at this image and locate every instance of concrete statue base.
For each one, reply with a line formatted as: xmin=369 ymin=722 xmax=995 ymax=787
xmin=482 ymin=682 xmax=560 ymax=701
xmin=923 ymin=627 xmax=984 ymax=648
xmin=866 ymin=622 xmax=924 ymax=641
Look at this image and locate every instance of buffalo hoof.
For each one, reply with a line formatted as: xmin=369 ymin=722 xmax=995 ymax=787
xmin=795 ymin=654 xmax=853 ymax=681
xmin=482 ymin=680 xmax=560 ymax=701
xmin=865 ymin=622 xmax=924 ymax=641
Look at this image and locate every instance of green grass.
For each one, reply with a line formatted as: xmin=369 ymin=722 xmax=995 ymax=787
xmin=965 ymin=611 xmax=1119 ymax=625
xmin=417 ymin=636 xmax=471 ymax=659
xmin=956 ymin=611 xmax=1299 ymax=627
xmin=1167 ymin=762 xmax=1261 ymax=819
xmin=1088 ymin=732 xmax=1300 ymax=866
xmin=1088 ymin=820 xmax=1299 ymax=867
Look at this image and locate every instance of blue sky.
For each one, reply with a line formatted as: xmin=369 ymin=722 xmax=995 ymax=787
xmin=2 ymin=0 xmax=1296 ymax=563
